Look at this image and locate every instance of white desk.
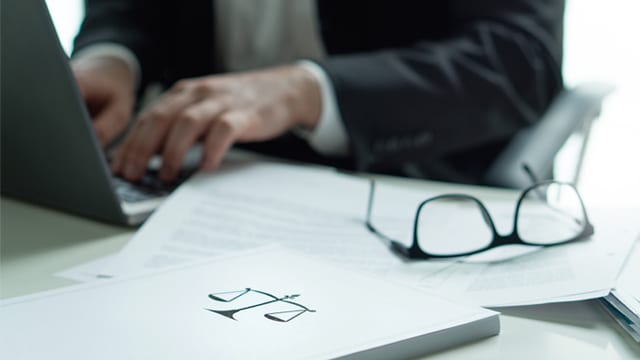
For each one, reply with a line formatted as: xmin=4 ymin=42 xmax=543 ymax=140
xmin=2 ymin=177 xmax=639 ymax=359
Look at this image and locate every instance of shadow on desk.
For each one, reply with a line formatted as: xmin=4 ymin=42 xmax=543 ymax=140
xmin=496 ymin=301 xmax=603 ymax=328
xmin=496 ymin=300 xmax=640 ymax=351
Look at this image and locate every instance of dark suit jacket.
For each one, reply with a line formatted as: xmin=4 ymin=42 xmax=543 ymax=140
xmin=74 ymin=0 xmax=565 ymax=184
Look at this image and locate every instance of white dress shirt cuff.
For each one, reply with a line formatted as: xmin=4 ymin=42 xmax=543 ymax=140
xmin=296 ymin=60 xmax=350 ymax=157
xmin=72 ymin=43 xmax=141 ymax=89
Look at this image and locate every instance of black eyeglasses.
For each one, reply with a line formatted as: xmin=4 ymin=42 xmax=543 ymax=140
xmin=365 ymin=179 xmax=594 ymax=260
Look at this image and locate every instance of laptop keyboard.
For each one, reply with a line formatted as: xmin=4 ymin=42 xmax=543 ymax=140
xmin=113 ymin=169 xmax=194 ymax=203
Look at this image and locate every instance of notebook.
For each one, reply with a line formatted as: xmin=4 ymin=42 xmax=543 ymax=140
xmin=1 ymin=0 xmax=178 ymax=225
xmin=0 ymin=247 xmax=499 ymax=359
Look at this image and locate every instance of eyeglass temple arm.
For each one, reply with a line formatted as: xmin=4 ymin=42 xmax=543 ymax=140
xmin=522 ymin=164 xmax=552 ymax=202
xmin=365 ymin=180 xmax=387 ymax=244
xmin=522 ymin=164 xmax=540 ymax=185
xmin=366 ymin=179 xmax=375 ymax=224
xmin=365 ymin=180 xmax=414 ymax=259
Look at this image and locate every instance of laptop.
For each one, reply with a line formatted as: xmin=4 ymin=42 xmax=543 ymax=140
xmin=1 ymin=0 xmax=189 ymax=226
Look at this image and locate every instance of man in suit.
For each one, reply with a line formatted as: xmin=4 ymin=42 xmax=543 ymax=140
xmin=71 ymin=0 xmax=565 ymax=184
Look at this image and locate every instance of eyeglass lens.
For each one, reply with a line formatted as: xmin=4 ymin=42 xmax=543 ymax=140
xmin=516 ymin=183 xmax=587 ymax=245
xmin=416 ymin=197 xmax=494 ymax=256
xmin=414 ymin=183 xmax=587 ymax=256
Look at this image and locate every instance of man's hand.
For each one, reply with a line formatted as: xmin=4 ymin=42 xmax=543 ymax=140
xmin=72 ymin=57 xmax=136 ymax=146
xmin=111 ymin=65 xmax=322 ymax=182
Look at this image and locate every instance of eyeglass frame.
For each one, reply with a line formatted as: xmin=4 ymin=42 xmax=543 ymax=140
xmin=365 ymin=179 xmax=595 ymax=260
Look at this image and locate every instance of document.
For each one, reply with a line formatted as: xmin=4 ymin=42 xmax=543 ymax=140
xmin=102 ymin=161 xmax=403 ymax=277
xmin=97 ymin=161 xmax=636 ymax=307
xmin=0 ymin=247 xmax=499 ymax=359
xmin=55 ymin=255 xmax=115 ymax=282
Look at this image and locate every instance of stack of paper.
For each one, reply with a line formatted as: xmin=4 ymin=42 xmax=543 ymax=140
xmin=601 ymin=235 xmax=640 ymax=342
xmin=1 ymin=247 xmax=499 ymax=359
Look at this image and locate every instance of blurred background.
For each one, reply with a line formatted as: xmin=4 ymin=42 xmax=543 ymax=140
xmin=44 ymin=0 xmax=640 ymax=207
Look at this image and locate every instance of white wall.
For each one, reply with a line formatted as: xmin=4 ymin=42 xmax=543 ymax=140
xmin=45 ymin=0 xmax=84 ymax=55
xmin=563 ymin=0 xmax=640 ymax=206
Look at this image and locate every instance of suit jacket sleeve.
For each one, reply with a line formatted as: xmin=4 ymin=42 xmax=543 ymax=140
xmin=317 ymin=0 xmax=565 ymax=182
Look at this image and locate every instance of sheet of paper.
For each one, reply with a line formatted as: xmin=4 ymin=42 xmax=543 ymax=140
xmin=102 ymin=161 xmax=404 ymax=278
xmin=55 ymin=255 xmax=115 ymax=282
xmin=1 ymin=247 xmax=499 ymax=359
xmin=100 ymin=161 xmax=637 ymax=307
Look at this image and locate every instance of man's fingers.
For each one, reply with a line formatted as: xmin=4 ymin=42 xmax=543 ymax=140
xmin=159 ymin=100 xmax=228 ymax=181
xmin=201 ymin=112 xmax=250 ymax=172
xmin=72 ymin=76 xmax=124 ymax=146
xmin=92 ymin=103 xmax=131 ymax=146
xmin=115 ymin=91 xmax=196 ymax=181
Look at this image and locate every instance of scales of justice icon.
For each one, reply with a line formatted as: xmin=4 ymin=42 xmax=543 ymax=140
xmin=204 ymin=288 xmax=316 ymax=323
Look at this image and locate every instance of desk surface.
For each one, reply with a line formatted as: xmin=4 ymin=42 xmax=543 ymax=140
xmin=2 ymin=177 xmax=639 ymax=359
